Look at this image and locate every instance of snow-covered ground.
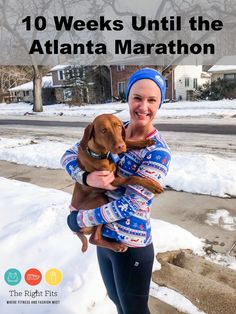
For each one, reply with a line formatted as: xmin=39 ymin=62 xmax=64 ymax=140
xmin=0 ymin=99 xmax=236 ymax=120
xmin=0 ymin=100 xmax=235 ymax=313
xmin=205 ymin=209 xmax=236 ymax=231
xmin=0 ymin=137 xmax=235 ymax=198
xmin=1 ymin=176 xmax=229 ymax=314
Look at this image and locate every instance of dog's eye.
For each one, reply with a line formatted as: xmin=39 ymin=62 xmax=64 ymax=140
xmin=101 ymin=128 xmax=107 ymax=134
xmin=117 ymin=125 xmax=122 ymax=129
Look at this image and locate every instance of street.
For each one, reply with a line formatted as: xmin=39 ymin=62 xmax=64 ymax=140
xmin=1 ymin=116 xmax=235 ymax=159
xmin=1 ymin=117 xmax=236 ymax=135
xmin=0 ymin=114 xmax=235 ymax=257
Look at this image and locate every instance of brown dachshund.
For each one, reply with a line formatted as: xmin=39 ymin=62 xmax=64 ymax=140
xmin=71 ymin=114 xmax=164 ymax=252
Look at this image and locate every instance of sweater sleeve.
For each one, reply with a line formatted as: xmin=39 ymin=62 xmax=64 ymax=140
xmin=76 ymin=147 xmax=171 ymax=228
xmin=60 ymin=142 xmax=85 ymax=183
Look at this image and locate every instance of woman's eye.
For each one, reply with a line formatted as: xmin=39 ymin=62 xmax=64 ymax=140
xmin=149 ymin=99 xmax=157 ymax=103
xmin=101 ymin=129 xmax=107 ymax=134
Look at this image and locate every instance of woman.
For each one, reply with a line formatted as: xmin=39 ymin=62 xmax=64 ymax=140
xmin=61 ymin=68 xmax=171 ymax=314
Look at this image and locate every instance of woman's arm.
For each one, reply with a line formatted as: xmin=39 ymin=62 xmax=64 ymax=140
xmin=60 ymin=142 xmax=116 ymax=188
xmin=68 ymin=147 xmax=171 ymax=228
xmin=60 ymin=142 xmax=86 ymax=184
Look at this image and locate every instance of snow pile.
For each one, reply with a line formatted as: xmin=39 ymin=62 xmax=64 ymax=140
xmin=118 ymin=99 xmax=236 ymax=120
xmin=0 ymin=102 xmax=126 ymax=117
xmin=0 ymin=177 xmax=205 ymax=314
xmin=0 ymin=99 xmax=236 ymax=119
xmin=166 ymin=153 xmax=236 ymax=197
xmin=0 ymin=137 xmax=235 ymax=198
xmin=205 ymin=209 xmax=236 ymax=231
xmin=0 ymin=137 xmax=70 ymax=169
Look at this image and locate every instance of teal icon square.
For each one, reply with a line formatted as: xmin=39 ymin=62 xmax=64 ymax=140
xmin=4 ymin=268 xmax=22 ymax=286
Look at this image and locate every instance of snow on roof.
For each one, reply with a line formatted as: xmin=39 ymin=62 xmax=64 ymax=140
xmin=50 ymin=65 xmax=70 ymax=71
xmin=208 ymin=56 xmax=236 ymax=73
xmin=201 ymin=71 xmax=211 ymax=78
xmin=9 ymin=76 xmax=53 ymax=91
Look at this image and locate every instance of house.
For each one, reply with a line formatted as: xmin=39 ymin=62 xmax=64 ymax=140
xmin=167 ymin=65 xmax=210 ymax=100
xmin=50 ymin=65 xmax=111 ymax=104
xmin=208 ymin=56 xmax=236 ymax=98
xmin=111 ymin=65 xmax=210 ymax=101
xmin=0 ymin=91 xmax=11 ymax=103
xmin=110 ymin=65 xmax=163 ymax=100
xmin=49 ymin=65 xmax=71 ymax=103
xmin=8 ymin=65 xmax=112 ymax=106
xmin=9 ymin=75 xmax=56 ymax=105
xmin=9 ymin=64 xmax=212 ymax=106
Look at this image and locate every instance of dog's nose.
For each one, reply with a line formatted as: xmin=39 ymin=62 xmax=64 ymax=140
xmin=116 ymin=143 xmax=126 ymax=153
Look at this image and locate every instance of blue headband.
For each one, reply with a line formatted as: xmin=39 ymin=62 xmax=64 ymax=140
xmin=126 ymin=68 xmax=166 ymax=108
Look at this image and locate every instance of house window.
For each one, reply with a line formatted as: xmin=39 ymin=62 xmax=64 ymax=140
xmin=64 ymin=88 xmax=72 ymax=101
xmin=224 ymin=73 xmax=236 ymax=81
xmin=193 ymin=78 xmax=198 ymax=89
xmin=185 ymin=77 xmax=189 ymax=87
xmin=23 ymin=90 xmax=30 ymax=96
xmin=118 ymin=81 xmax=126 ymax=96
xmin=165 ymin=79 xmax=168 ymax=88
xmin=117 ymin=65 xmax=125 ymax=72
xmin=58 ymin=70 xmax=65 ymax=80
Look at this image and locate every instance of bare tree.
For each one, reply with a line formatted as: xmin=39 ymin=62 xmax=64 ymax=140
xmin=0 ymin=0 xmax=235 ymax=111
xmin=103 ymin=0 xmax=236 ymax=69
xmin=0 ymin=66 xmax=32 ymax=91
xmin=0 ymin=0 xmax=79 ymax=111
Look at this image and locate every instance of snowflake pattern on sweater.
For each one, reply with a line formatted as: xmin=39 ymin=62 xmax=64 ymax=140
xmin=60 ymin=126 xmax=171 ymax=247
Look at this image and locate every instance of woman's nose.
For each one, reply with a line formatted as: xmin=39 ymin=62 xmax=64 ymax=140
xmin=139 ymin=99 xmax=148 ymax=109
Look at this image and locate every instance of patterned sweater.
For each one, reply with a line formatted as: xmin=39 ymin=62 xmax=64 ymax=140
xmin=61 ymin=127 xmax=171 ymax=247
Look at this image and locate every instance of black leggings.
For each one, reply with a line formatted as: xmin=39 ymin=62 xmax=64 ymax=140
xmin=97 ymin=242 xmax=154 ymax=314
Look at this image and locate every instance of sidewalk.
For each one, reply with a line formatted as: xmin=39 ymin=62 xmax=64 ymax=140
xmin=1 ymin=160 xmax=235 ymax=256
xmin=1 ymin=159 xmax=236 ymax=313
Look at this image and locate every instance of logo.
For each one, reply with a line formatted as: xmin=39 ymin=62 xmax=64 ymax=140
xmin=4 ymin=268 xmax=22 ymax=286
xmin=25 ymin=268 xmax=42 ymax=286
xmin=155 ymin=74 xmax=164 ymax=86
xmin=45 ymin=268 xmax=62 ymax=286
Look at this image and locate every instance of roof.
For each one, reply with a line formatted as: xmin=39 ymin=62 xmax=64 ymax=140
xmin=50 ymin=65 xmax=70 ymax=71
xmin=201 ymin=71 xmax=211 ymax=78
xmin=9 ymin=76 xmax=53 ymax=91
xmin=208 ymin=56 xmax=236 ymax=73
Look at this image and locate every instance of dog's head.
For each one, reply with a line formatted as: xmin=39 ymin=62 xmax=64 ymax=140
xmin=84 ymin=114 xmax=127 ymax=154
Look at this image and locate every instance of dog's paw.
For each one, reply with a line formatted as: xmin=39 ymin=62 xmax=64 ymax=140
xmin=148 ymin=182 xmax=164 ymax=194
xmin=113 ymin=243 xmax=128 ymax=253
xmin=145 ymin=138 xmax=155 ymax=147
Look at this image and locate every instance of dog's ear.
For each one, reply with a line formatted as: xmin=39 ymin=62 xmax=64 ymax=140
xmin=85 ymin=123 xmax=95 ymax=140
xmin=121 ymin=125 xmax=126 ymax=141
xmin=80 ymin=123 xmax=94 ymax=148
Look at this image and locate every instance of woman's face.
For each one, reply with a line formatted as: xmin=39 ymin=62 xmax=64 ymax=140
xmin=128 ymin=79 xmax=161 ymax=128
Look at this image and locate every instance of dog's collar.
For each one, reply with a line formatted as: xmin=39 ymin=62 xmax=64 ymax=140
xmin=86 ymin=148 xmax=110 ymax=160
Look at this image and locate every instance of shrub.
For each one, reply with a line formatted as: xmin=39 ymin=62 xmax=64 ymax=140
xmin=199 ymin=78 xmax=236 ymax=100
xmin=118 ymin=91 xmax=126 ymax=103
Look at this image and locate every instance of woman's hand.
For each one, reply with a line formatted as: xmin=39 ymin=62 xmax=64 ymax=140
xmin=86 ymin=171 xmax=117 ymax=190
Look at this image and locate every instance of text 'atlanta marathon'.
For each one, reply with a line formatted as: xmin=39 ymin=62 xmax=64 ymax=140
xmin=29 ymin=39 xmax=215 ymax=55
